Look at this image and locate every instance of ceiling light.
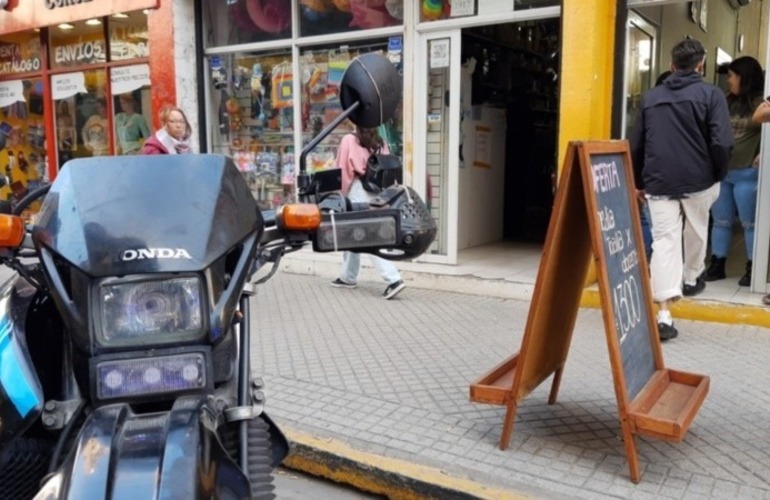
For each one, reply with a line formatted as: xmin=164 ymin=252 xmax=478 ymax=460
xmin=112 ymin=12 xmax=129 ymax=19
xmin=85 ymin=18 xmax=101 ymax=26
xmin=142 ymin=9 xmax=150 ymax=15
xmin=58 ymin=23 xmax=75 ymax=30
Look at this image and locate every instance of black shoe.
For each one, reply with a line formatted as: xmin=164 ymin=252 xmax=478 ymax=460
xmin=383 ymin=280 xmax=405 ymax=300
xmin=682 ymin=278 xmax=705 ymax=297
xmin=738 ymin=260 xmax=752 ymax=287
xmin=331 ymin=278 xmax=357 ymax=289
xmin=702 ymin=255 xmax=726 ymax=282
xmin=658 ymin=322 xmax=679 ymax=341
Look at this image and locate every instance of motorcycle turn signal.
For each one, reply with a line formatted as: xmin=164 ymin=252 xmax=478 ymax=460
xmin=277 ymin=204 xmax=321 ymax=231
xmin=0 ymin=214 xmax=24 ymax=248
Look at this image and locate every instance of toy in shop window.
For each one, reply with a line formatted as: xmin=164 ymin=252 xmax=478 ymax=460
xmin=56 ymin=101 xmax=77 ymax=151
xmin=349 ymin=0 xmax=398 ymax=28
xmin=225 ymin=95 xmax=244 ymax=132
xmin=300 ymin=0 xmax=333 ymax=22
xmin=281 ymin=150 xmax=295 ymax=186
xmin=210 ymin=56 xmax=227 ymax=90
xmin=326 ymin=49 xmax=350 ymax=98
xmin=251 ymin=63 xmax=266 ymax=121
xmin=246 ymin=0 xmax=291 ymax=34
xmin=271 ymin=61 xmax=293 ymax=109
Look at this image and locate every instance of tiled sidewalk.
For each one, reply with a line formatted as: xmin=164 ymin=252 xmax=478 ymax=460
xmin=253 ymin=272 xmax=770 ymax=499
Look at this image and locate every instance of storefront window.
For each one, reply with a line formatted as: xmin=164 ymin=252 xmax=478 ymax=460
xmin=49 ymin=20 xmax=107 ymax=70
xmin=110 ymin=11 xmax=150 ymax=61
xmin=207 ymin=49 xmax=296 ymax=210
xmin=52 ymin=69 xmax=111 ymax=165
xmin=0 ymin=78 xmax=47 ymax=212
xmin=203 ymin=0 xmax=292 ymax=47
xmin=299 ymin=0 xmax=403 ymax=37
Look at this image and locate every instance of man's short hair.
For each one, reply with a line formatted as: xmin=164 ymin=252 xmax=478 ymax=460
xmin=671 ymin=39 xmax=706 ymax=72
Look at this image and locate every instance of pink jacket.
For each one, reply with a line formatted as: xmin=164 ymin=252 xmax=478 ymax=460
xmin=337 ymin=133 xmax=389 ymax=195
xmin=141 ymin=134 xmax=169 ymax=155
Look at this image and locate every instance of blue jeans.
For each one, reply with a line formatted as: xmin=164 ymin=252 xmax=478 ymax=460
xmin=710 ymin=167 xmax=758 ymax=260
xmin=339 ymin=179 xmax=402 ymax=285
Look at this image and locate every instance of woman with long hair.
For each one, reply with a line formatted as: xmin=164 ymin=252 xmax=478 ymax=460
xmin=703 ymin=56 xmax=765 ymax=287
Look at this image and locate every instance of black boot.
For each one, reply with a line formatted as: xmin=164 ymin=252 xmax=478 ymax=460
xmin=702 ymin=255 xmax=726 ymax=281
xmin=739 ymin=260 xmax=752 ymax=287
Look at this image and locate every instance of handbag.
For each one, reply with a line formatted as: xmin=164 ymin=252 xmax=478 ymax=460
xmin=363 ymin=150 xmax=403 ymax=193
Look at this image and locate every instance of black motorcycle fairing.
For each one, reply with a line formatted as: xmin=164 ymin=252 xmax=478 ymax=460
xmin=38 ymin=396 xmax=251 ymax=499
xmin=31 ymin=154 xmax=263 ymax=278
xmin=0 ymin=274 xmax=44 ymax=446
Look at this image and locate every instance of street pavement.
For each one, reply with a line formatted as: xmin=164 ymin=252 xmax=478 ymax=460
xmin=252 ymin=271 xmax=770 ymax=499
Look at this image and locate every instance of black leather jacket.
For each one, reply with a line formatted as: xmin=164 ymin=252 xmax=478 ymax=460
xmin=630 ymin=71 xmax=733 ymax=196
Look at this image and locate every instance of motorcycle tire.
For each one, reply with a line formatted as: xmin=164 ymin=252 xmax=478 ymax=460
xmin=0 ymin=436 xmax=53 ymax=500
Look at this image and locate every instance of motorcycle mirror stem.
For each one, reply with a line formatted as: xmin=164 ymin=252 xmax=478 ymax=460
xmin=297 ymin=100 xmax=360 ymax=196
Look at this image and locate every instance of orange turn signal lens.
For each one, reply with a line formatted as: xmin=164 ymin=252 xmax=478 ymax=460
xmin=279 ymin=204 xmax=321 ymax=231
xmin=0 ymin=215 xmax=24 ymax=248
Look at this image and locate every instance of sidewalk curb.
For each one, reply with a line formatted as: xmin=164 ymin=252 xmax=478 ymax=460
xmin=281 ymin=428 xmax=528 ymax=500
xmin=580 ymin=289 xmax=770 ymax=328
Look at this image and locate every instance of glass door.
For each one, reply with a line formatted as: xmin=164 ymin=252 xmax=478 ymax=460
xmin=623 ymin=12 xmax=657 ymax=140
xmin=414 ymin=30 xmax=461 ymax=263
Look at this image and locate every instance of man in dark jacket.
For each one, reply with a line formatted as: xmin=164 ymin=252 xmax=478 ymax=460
xmin=630 ymin=38 xmax=733 ymax=341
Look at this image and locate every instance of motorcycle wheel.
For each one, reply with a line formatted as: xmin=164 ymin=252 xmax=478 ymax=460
xmin=0 ymin=437 xmax=53 ymax=500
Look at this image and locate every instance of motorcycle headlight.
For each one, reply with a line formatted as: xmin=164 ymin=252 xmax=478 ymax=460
xmin=97 ymin=276 xmax=204 ymax=347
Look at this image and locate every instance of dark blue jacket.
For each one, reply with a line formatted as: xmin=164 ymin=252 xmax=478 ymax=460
xmin=630 ymin=71 xmax=733 ymax=196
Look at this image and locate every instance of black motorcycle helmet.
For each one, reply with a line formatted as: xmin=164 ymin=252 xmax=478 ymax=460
xmin=339 ymin=53 xmax=402 ymax=129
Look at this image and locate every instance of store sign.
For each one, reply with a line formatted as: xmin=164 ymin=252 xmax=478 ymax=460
xmin=111 ymin=64 xmax=150 ymax=94
xmin=451 ymin=0 xmax=475 ymax=17
xmin=0 ymin=80 xmax=25 ymax=108
xmin=429 ymin=39 xmax=450 ymax=69
xmin=0 ymin=42 xmax=42 ymax=76
xmin=44 ymin=0 xmax=93 ymax=8
xmin=0 ymin=0 xmax=158 ymax=36
xmin=53 ymin=40 xmax=106 ymax=66
xmin=52 ymin=72 xmax=87 ymax=100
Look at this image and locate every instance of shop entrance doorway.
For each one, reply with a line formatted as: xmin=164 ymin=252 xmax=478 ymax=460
xmin=457 ymin=20 xmax=560 ymax=248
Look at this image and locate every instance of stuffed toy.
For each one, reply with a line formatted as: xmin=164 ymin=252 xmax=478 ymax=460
xmin=349 ymin=0 xmax=397 ymax=29
xmin=246 ymin=0 xmax=291 ymax=34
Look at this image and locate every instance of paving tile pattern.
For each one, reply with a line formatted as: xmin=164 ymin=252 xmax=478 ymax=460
xmin=250 ymin=272 xmax=770 ymax=499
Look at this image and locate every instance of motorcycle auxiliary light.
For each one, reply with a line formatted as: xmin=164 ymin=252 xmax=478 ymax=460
xmin=313 ymin=210 xmax=399 ymax=252
xmin=92 ymin=349 xmax=211 ymax=401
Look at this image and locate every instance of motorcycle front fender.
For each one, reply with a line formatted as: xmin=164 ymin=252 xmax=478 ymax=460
xmin=36 ymin=396 xmax=250 ymax=500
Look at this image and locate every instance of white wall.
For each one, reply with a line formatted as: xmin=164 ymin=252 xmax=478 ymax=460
xmin=457 ymin=106 xmax=506 ymax=250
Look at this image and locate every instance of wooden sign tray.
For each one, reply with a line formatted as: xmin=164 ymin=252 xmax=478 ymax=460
xmin=628 ymin=368 xmax=709 ymax=442
xmin=470 ymin=353 xmax=519 ymax=405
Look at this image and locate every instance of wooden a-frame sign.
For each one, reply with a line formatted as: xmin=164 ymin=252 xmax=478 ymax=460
xmin=470 ymin=140 xmax=710 ymax=483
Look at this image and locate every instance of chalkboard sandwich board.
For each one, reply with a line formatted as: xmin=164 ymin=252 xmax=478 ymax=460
xmin=470 ymin=140 xmax=710 ymax=483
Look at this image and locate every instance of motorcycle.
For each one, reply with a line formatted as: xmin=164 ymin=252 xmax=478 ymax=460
xmin=0 ymin=53 xmax=436 ymax=499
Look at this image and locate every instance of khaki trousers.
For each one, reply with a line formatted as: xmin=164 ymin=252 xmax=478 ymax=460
xmin=647 ymin=183 xmax=720 ymax=303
